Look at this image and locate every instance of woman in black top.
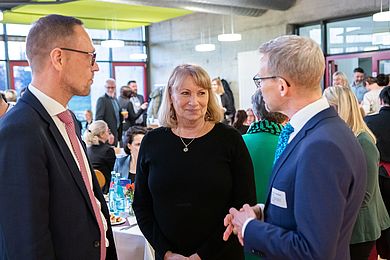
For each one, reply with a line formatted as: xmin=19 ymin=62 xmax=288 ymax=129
xmin=133 ymin=64 xmax=256 ymax=260
xmin=85 ymin=120 xmax=116 ymax=194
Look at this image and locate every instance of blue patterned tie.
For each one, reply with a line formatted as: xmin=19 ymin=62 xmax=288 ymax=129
xmin=273 ymin=122 xmax=294 ymax=164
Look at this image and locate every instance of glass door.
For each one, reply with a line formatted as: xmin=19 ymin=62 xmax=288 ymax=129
xmin=9 ymin=61 xmax=31 ymax=96
xmin=112 ymin=62 xmax=147 ymax=101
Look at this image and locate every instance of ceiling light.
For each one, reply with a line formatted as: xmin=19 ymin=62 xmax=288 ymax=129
xmin=195 ymin=44 xmax=216 ymax=52
xmin=373 ymin=0 xmax=390 ymax=21
xmin=101 ymin=39 xmax=124 ymax=48
xmin=129 ymin=53 xmax=147 ymax=59
xmin=218 ymin=14 xmax=241 ymax=42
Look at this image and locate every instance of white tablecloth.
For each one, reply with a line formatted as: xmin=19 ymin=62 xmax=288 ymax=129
xmin=112 ymin=216 xmax=154 ymax=260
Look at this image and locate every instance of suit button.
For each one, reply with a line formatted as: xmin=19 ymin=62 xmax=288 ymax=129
xmin=93 ymin=240 xmax=100 ymax=248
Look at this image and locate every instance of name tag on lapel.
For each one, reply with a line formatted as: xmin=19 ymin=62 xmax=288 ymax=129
xmin=271 ymin=187 xmax=287 ymax=208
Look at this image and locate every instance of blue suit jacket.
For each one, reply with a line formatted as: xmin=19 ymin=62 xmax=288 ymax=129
xmin=0 ymin=89 xmax=117 ymax=260
xmin=244 ymin=107 xmax=366 ymax=260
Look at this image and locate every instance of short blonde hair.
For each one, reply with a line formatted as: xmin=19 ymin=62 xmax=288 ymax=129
xmin=323 ymin=86 xmax=376 ymax=142
xmin=332 ymin=71 xmax=350 ymax=88
xmin=84 ymin=120 xmax=108 ymax=146
xmin=158 ymin=64 xmax=223 ymax=127
xmin=212 ymin=78 xmax=225 ymax=95
xmin=259 ymin=35 xmax=325 ymax=90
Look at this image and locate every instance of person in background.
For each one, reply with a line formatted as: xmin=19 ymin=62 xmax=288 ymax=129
xmin=351 ymin=67 xmax=367 ymax=103
xmin=245 ymin=108 xmax=255 ymax=126
xmin=85 ymin=120 xmax=116 ymax=194
xmin=211 ymin=77 xmax=229 ymax=117
xmin=324 ymin=86 xmax=390 ymax=260
xmin=0 ymin=92 xmax=13 ymax=118
xmin=223 ymin=35 xmax=366 ymax=260
xmin=365 ymin=86 xmax=390 ymax=259
xmin=128 ymin=80 xmax=148 ymax=126
xmin=84 ymin=109 xmax=93 ymax=132
xmin=362 ymin=74 xmax=389 ymax=116
xmin=0 ymin=14 xmax=117 ymax=259
xmin=113 ymin=126 xmax=147 ymax=183
xmin=96 ymin=78 xmax=122 ymax=146
xmin=4 ymin=89 xmax=17 ymax=105
xmin=133 ymin=64 xmax=256 ymax=260
xmin=332 ymin=71 xmax=350 ymax=88
xmin=233 ymin=109 xmax=249 ymax=134
xmin=118 ymin=85 xmax=131 ymax=109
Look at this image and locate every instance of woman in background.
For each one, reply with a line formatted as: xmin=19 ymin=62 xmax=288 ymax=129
xmin=113 ymin=126 xmax=147 ymax=183
xmin=332 ymin=71 xmax=350 ymax=88
xmin=85 ymin=120 xmax=116 ymax=194
xmin=324 ymin=86 xmax=390 ymax=260
xmin=133 ymin=64 xmax=255 ymax=260
xmin=362 ymin=74 xmax=389 ymax=115
xmin=232 ymin=109 xmax=249 ymax=134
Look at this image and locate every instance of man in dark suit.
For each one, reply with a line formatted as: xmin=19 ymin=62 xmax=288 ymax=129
xmin=128 ymin=80 xmax=148 ymax=127
xmin=223 ymin=35 xmax=366 ymax=259
xmin=0 ymin=14 xmax=117 ymax=259
xmin=96 ymin=78 xmax=122 ymax=146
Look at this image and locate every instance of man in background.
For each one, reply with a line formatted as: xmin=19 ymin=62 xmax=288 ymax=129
xmin=128 ymin=80 xmax=148 ymax=126
xmin=0 ymin=92 xmax=12 ymax=118
xmin=0 ymin=14 xmax=117 ymax=259
xmin=350 ymin=67 xmax=367 ymax=103
xmin=224 ymin=35 xmax=366 ymax=259
xmin=96 ymin=78 xmax=122 ymax=146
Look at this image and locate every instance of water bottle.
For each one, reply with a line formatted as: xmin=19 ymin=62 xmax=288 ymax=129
xmin=115 ymin=173 xmax=126 ymax=216
xmin=108 ymin=171 xmax=117 ymax=214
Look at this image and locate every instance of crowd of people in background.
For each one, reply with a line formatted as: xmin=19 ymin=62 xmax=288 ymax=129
xmin=1 ymin=13 xmax=390 ymax=260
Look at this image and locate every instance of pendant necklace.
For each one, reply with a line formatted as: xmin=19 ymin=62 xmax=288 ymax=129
xmin=178 ymin=122 xmax=205 ymax=153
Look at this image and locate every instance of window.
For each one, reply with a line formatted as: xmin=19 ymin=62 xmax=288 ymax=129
xmin=298 ymin=24 xmax=322 ymax=49
xmin=0 ymin=61 xmax=7 ymax=91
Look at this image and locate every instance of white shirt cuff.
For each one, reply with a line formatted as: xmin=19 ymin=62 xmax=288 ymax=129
xmin=242 ymin=204 xmax=265 ymax=238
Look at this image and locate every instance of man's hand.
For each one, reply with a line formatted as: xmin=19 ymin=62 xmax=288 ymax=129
xmin=164 ymin=251 xmax=189 ymax=260
xmin=189 ymin=253 xmax=201 ymax=260
xmin=141 ymin=102 xmax=148 ymax=110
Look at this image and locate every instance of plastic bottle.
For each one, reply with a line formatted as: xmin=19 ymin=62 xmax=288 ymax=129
xmin=115 ymin=173 xmax=125 ymax=216
xmin=108 ymin=171 xmax=117 ymax=214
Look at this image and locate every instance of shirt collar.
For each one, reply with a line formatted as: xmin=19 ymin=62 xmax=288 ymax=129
xmin=289 ymin=96 xmax=330 ymax=138
xmin=28 ymin=84 xmax=66 ymax=116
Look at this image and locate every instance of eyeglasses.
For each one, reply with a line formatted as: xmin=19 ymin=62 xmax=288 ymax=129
xmin=253 ymin=75 xmax=291 ymax=88
xmin=60 ymin=47 xmax=96 ymax=66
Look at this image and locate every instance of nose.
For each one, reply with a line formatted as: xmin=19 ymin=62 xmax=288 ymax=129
xmin=188 ymin=94 xmax=199 ymax=105
xmin=92 ymin=62 xmax=99 ymax=72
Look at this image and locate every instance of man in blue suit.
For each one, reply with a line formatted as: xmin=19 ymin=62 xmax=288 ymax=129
xmin=223 ymin=35 xmax=366 ymax=259
xmin=0 ymin=15 xmax=117 ymax=259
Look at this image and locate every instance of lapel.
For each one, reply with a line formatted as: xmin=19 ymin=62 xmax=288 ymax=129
xmin=21 ymin=89 xmax=95 ymax=216
xmin=265 ymin=107 xmax=338 ymax=205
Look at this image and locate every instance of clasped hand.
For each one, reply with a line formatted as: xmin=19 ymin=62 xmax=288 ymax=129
xmin=164 ymin=251 xmax=201 ymax=260
xmin=223 ymin=204 xmax=262 ymax=246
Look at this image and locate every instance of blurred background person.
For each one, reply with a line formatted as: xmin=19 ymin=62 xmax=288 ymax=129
xmin=118 ymin=85 xmax=131 ymax=109
xmin=85 ymin=120 xmax=116 ymax=194
xmin=332 ymin=71 xmax=350 ymax=88
xmin=96 ymin=78 xmax=122 ymax=146
xmin=243 ymin=89 xmax=287 ymax=209
xmin=114 ymin=126 xmax=147 ymax=183
xmin=128 ymin=80 xmax=148 ymax=127
xmin=245 ymin=108 xmax=255 ymax=126
xmin=365 ymin=86 xmax=390 ymax=259
xmin=133 ymin=64 xmax=256 ymax=260
xmin=84 ymin=109 xmax=93 ymax=133
xmin=211 ymin=77 xmax=229 ymax=121
xmin=351 ymin=67 xmax=367 ymax=103
xmin=4 ymin=89 xmax=17 ymax=105
xmin=324 ymin=86 xmax=390 ymax=260
xmin=232 ymin=109 xmax=249 ymax=134
xmin=362 ymin=74 xmax=389 ymax=116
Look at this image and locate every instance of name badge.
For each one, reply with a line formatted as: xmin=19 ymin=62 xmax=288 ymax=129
xmin=270 ymin=187 xmax=287 ymax=208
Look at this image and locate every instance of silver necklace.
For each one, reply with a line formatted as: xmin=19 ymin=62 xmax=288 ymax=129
xmin=177 ymin=122 xmax=205 ymax=152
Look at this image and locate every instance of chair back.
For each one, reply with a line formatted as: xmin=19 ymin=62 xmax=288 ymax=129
xmin=94 ymin=169 xmax=106 ymax=189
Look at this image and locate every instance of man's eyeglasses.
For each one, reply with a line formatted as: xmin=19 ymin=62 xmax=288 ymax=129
xmin=60 ymin=47 xmax=96 ymax=66
xmin=253 ymin=75 xmax=291 ymax=88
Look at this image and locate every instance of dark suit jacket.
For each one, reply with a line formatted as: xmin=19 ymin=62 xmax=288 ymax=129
xmin=0 ymin=89 xmax=117 ymax=260
xmin=365 ymin=106 xmax=390 ymax=162
xmin=96 ymin=94 xmax=122 ymax=146
xmin=244 ymin=107 xmax=367 ymax=260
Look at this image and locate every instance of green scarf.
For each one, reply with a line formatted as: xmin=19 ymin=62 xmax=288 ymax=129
xmin=246 ymin=119 xmax=283 ymax=136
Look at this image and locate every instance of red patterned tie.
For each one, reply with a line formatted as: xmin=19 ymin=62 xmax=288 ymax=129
xmin=57 ymin=110 xmax=106 ymax=260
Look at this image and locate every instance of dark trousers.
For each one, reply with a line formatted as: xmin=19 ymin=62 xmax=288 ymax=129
xmin=350 ymin=241 xmax=375 ymax=260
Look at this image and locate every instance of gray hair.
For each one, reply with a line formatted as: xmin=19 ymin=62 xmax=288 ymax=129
xmin=259 ymin=35 xmax=325 ymax=89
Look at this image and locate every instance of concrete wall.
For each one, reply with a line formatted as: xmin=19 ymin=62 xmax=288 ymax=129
xmin=148 ymin=0 xmax=379 ymax=108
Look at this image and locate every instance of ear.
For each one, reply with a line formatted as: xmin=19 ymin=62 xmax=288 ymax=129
xmin=279 ymin=79 xmax=289 ymax=97
xmin=50 ymin=48 xmax=63 ymax=71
